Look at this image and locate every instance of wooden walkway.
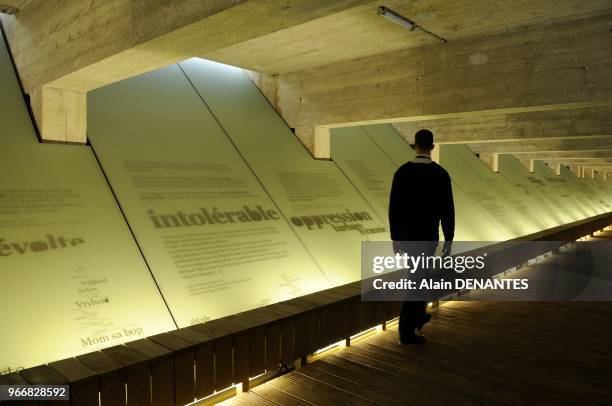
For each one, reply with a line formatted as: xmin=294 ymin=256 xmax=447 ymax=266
xmin=222 ymin=242 xmax=612 ymax=405
xmin=222 ymin=301 xmax=612 ymax=405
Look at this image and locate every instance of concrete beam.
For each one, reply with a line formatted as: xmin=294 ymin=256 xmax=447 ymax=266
xmin=490 ymin=149 xmax=612 ymax=172
xmin=1 ymin=0 xmax=371 ymax=142
xmin=564 ymin=164 xmax=612 ymax=178
xmin=540 ymin=158 xmax=612 ymax=164
xmin=31 ymin=86 xmax=87 ymax=143
xmin=569 ymin=165 xmax=583 ymax=177
xmin=276 ymin=13 xmax=612 ymax=156
xmin=467 ymin=136 xmax=612 ymax=154
xmin=581 ymin=167 xmax=612 ymax=180
xmin=470 ymin=137 xmax=612 ymax=168
xmin=393 ymin=107 xmax=612 ymax=144
xmin=537 ymin=157 xmax=612 ymax=172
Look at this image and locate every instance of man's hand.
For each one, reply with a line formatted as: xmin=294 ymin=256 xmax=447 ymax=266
xmin=392 ymin=240 xmax=404 ymax=255
xmin=441 ymin=241 xmax=452 ymax=257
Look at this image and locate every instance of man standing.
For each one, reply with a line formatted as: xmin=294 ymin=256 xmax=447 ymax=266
xmin=388 ymin=129 xmax=455 ymax=344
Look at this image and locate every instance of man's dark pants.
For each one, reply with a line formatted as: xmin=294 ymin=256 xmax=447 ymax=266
xmin=396 ymin=241 xmax=437 ymax=339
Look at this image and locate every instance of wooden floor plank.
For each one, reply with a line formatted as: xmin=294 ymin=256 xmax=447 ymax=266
xmin=268 ymin=371 xmax=375 ymax=405
xmin=321 ymin=355 xmax=453 ymax=405
xmin=424 ymin=312 xmax=612 ymax=401
xmin=430 ymin=305 xmax=612 ymax=376
xmin=251 ymin=384 xmax=312 ymax=406
xmin=296 ymin=364 xmax=402 ymax=405
xmin=433 ymin=306 xmax=612 ymax=361
xmin=334 ymin=348 xmax=478 ymax=405
xmin=359 ymin=337 xmax=563 ymax=404
xmin=306 ymin=360 xmax=424 ymax=406
xmin=218 ymin=390 xmax=277 ymax=406
xmin=431 ymin=308 xmax=609 ymax=358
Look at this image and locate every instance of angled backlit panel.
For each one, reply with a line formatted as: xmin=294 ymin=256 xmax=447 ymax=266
xmin=558 ymin=166 xmax=606 ymax=215
xmin=496 ymin=155 xmax=563 ymax=228
xmin=331 ymin=126 xmax=397 ymax=222
xmin=531 ymin=161 xmax=589 ymax=222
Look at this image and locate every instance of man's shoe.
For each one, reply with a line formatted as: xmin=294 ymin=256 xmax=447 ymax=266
xmin=399 ymin=334 xmax=426 ymax=345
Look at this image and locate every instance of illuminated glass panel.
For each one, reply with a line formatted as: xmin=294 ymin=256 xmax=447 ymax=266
xmin=331 ymin=126 xmax=397 ymax=222
xmin=531 ymin=161 xmax=587 ymax=222
xmin=497 ymin=155 xmax=563 ymax=228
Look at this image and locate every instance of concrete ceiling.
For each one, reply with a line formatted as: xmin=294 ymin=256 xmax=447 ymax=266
xmin=204 ymin=0 xmax=612 ymax=75
xmin=2 ymin=0 xmax=610 ymax=175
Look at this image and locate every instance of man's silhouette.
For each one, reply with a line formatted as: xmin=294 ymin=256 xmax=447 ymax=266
xmin=388 ymin=129 xmax=454 ymax=344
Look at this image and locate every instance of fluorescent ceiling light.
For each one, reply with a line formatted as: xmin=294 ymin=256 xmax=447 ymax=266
xmin=377 ymin=6 xmax=416 ymax=31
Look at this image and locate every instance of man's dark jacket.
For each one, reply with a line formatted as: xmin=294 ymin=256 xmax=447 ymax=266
xmin=388 ymin=156 xmax=455 ymax=242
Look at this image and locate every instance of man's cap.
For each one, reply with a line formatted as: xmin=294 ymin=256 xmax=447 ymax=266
xmin=410 ymin=129 xmax=434 ymax=150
